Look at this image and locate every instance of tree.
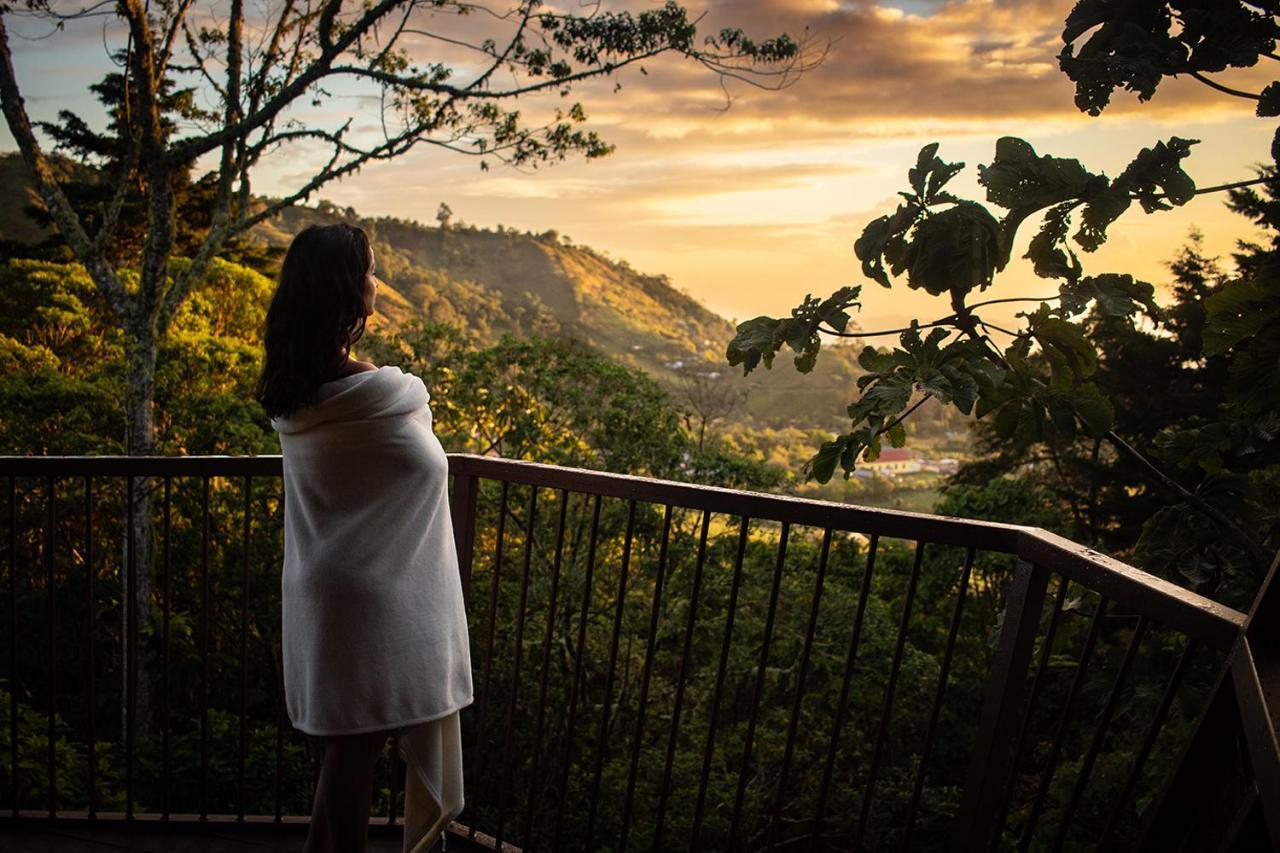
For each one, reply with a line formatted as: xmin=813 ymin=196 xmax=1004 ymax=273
xmin=672 ymin=360 xmax=748 ymax=453
xmin=360 ymin=319 xmax=787 ymax=490
xmin=0 ymin=0 xmax=814 ymax=457
xmin=437 ymin=201 xmax=454 ymax=230
xmin=725 ymin=0 xmax=1280 ymax=596
xmin=0 ymin=0 xmax=815 ymax=743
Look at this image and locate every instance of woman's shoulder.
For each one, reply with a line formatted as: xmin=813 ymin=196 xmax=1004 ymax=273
xmin=328 ymin=359 xmax=379 ymax=380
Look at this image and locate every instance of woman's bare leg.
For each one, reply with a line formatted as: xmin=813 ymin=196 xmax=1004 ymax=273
xmin=303 ymin=730 xmax=390 ymax=852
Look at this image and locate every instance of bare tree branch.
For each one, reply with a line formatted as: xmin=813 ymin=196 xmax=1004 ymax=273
xmin=468 ymin=1 xmax=535 ymax=91
xmin=94 ymin=142 xmax=141 ymax=253
xmin=120 ymin=0 xmax=176 ymax=305
xmin=181 ymin=15 xmax=228 ymax=101
xmin=159 ymin=0 xmax=246 ymax=333
xmin=156 ymin=0 xmax=195 ymax=78
xmin=169 ymin=0 xmax=405 ymax=163
xmin=817 ymin=296 xmax=1059 ymax=340
xmin=229 ymin=125 xmax=358 ymax=233
xmin=1187 ymin=69 xmax=1260 ymax=100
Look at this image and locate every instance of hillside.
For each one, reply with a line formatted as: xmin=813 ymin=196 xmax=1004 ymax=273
xmin=0 ymin=153 xmax=97 ymax=245
xmin=0 ymin=152 xmax=863 ymax=430
xmin=258 ymin=203 xmax=864 ymax=430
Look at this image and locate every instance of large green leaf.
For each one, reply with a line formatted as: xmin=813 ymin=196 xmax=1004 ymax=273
xmin=1026 ymin=202 xmax=1083 ymax=281
xmin=1068 ymin=383 xmax=1115 ymax=436
xmin=1058 ymin=0 xmax=1182 ymax=115
xmin=902 ymin=202 xmax=1004 ymax=297
xmin=1058 ymin=2 xmax=1276 ymax=117
xmin=725 ymin=286 xmax=862 ymax=375
xmin=1117 ymin=137 xmax=1199 ymax=212
xmin=1024 ymin=306 xmax=1098 ymax=380
xmin=1075 ymin=138 xmax=1198 ymax=251
xmin=1075 ymin=181 xmax=1128 ymax=252
xmin=725 ymin=316 xmax=781 ymax=373
xmin=1059 ymin=273 xmax=1159 ymax=319
xmin=908 ymin=143 xmax=941 ymax=198
xmin=855 ymin=214 xmax=896 ymax=288
xmin=979 ymin=137 xmax=1096 ymax=213
xmin=1258 ymin=81 xmax=1280 ymax=117
xmin=907 ymin=142 xmax=966 ymax=204
xmin=1204 ymin=274 xmax=1277 ymax=355
xmin=844 ymin=324 xmax=996 ymax=461
xmin=806 ymin=436 xmax=846 ymax=483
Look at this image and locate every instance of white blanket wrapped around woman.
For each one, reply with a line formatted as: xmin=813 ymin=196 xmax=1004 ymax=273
xmin=273 ymin=365 xmax=473 ymax=850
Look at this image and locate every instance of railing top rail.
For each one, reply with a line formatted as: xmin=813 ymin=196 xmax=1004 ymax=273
xmin=1017 ymin=530 xmax=1244 ymax=647
xmin=450 ymin=454 xmax=1030 ymax=549
xmin=0 ymin=453 xmax=1028 ymax=547
xmin=0 ymin=455 xmax=283 ymax=477
xmin=0 ymin=453 xmax=1246 ymax=645
xmin=456 ymin=455 xmax=1246 ymax=646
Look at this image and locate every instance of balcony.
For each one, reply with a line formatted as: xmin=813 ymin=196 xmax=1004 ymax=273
xmin=0 ymin=454 xmax=1273 ymax=851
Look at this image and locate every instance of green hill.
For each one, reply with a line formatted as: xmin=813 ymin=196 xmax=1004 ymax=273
xmin=0 ymin=152 xmax=98 ymax=245
xmin=258 ymin=202 xmax=864 ymax=430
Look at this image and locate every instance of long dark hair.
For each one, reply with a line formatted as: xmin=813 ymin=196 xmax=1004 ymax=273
xmin=256 ymin=223 xmax=371 ymax=419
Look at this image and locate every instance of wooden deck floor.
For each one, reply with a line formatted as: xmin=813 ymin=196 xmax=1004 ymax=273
xmin=0 ymin=817 xmax=495 ymax=853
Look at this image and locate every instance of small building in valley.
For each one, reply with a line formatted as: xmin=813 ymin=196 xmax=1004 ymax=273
xmin=861 ymin=448 xmax=922 ymax=476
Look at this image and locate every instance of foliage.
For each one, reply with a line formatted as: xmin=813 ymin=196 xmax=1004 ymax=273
xmin=935 ymin=477 xmax=1070 ymax=533
xmin=29 ymin=71 xmax=230 ymax=268
xmin=0 ymin=256 xmax=274 ymax=456
xmin=0 ymin=0 xmax=815 ymax=458
xmin=728 ymin=135 xmax=1199 ymax=485
xmin=725 ymin=1 xmax=1279 ymax=602
xmin=726 ymin=286 xmax=861 ymax=375
xmin=0 ymin=230 xmax=798 ymax=838
xmin=0 ymin=683 xmax=123 ymax=810
xmin=1058 ymin=1 xmax=1280 ymax=122
xmin=363 ymin=320 xmax=787 ymax=492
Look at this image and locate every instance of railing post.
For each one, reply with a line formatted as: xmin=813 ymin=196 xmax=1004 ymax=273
xmin=450 ymin=472 xmax=479 ymax=606
xmin=1139 ymin=550 xmax=1280 ymax=851
xmin=1234 ymin=549 xmax=1280 ymax=848
xmin=1230 ymin=638 xmax=1280 ymax=843
xmin=951 ymin=557 xmax=1050 ymax=851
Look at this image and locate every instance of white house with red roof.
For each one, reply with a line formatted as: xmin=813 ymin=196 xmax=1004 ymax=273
xmin=860 ymin=447 xmax=922 ymax=476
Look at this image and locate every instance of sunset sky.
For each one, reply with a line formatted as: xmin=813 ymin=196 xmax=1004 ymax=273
xmin=3 ymin=0 xmax=1276 ymax=334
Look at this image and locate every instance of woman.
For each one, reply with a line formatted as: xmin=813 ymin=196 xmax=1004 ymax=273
xmin=256 ymin=223 xmax=473 ymax=853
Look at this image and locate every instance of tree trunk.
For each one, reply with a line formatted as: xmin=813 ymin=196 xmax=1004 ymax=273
xmin=123 ymin=324 xmax=156 ymax=758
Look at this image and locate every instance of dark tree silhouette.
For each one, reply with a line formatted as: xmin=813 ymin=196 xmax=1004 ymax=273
xmin=726 ymin=0 xmax=1279 ymax=588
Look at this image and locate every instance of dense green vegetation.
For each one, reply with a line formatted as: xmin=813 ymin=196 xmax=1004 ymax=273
xmin=1 ymin=1 xmax=1277 ymax=849
xmin=0 ymin=210 xmax=1236 ymax=851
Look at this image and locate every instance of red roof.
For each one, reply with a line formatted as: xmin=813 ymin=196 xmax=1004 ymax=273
xmin=870 ymin=448 xmax=914 ymax=463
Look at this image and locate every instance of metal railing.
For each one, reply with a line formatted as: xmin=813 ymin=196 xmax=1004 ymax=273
xmin=0 ymin=454 xmax=1258 ymax=851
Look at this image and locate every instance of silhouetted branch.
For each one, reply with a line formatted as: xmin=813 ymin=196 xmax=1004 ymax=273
xmin=1188 ymin=69 xmax=1259 ymax=100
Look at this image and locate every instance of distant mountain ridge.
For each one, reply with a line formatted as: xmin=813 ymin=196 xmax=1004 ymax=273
xmin=260 ymin=203 xmax=864 ymax=429
xmin=0 ymin=152 xmax=862 ymax=429
xmin=256 ymin=202 xmax=735 ymax=372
